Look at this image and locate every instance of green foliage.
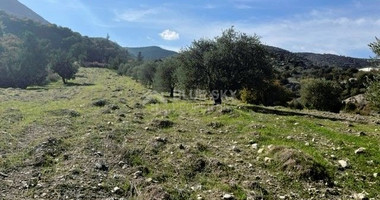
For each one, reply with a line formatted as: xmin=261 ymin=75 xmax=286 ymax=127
xmin=50 ymin=50 xmax=79 ymax=84
xmin=153 ymin=57 xmax=179 ymax=97
xmin=136 ymin=61 xmax=158 ymax=87
xmin=0 ymin=11 xmax=132 ymax=88
xmin=300 ymin=79 xmax=342 ymax=112
xmin=365 ymin=38 xmax=380 ymax=111
xmin=365 ymin=75 xmax=380 ymax=111
xmin=240 ymin=81 xmax=292 ymax=106
xmin=369 ymin=37 xmax=380 ymax=58
xmin=178 ymin=27 xmax=273 ymax=104
xmin=0 ymin=32 xmax=48 ymax=88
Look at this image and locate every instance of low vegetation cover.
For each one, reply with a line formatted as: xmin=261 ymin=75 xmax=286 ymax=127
xmin=0 ymin=7 xmax=380 ymax=199
xmin=0 ymin=68 xmax=379 ymax=199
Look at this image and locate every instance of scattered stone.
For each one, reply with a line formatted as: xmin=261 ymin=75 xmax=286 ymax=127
xmin=357 ymin=131 xmax=366 ymax=136
xmin=367 ymin=160 xmax=374 ymax=165
xmin=112 ymin=187 xmax=123 ymax=194
xmin=145 ymin=178 xmax=153 ymax=183
xmin=305 ymin=142 xmax=310 ymax=146
xmin=251 ymin=143 xmax=258 ymax=149
xmin=264 ymin=157 xmax=272 ymax=163
xmin=355 ymin=147 xmax=366 ymax=154
xmin=0 ymin=172 xmax=9 ymax=177
xmin=155 ymin=137 xmax=168 ymax=143
xmin=109 ymin=104 xmax=120 ymax=110
xmin=222 ymin=193 xmax=235 ymax=200
xmin=151 ymin=119 xmax=174 ymax=129
xmin=94 ymin=151 xmax=103 ymax=157
xmin=258 ymin=148 xmax=264 ymax=154
xmin=338 ymin=160 xmax=349 ymax=169
xmin=221 ymin=107 xmax=233 ymax=114
xmin=21 ymin=181 xmax=28 ymax=189
xmin=354 ymin=192 xmax=368 ymax=200
xmin=95 ymin=162 xmax=109 ymax=171
xmin=144 ymin=127 xmax=150 ymax=131
xmin=232 ymin=146 xmax=241 ymax=153
xmin=92 ymin=99 xmax=108 ymax=107
xmin=286 ymin=136 xmax=293 ymax=140
xmin=374 ymin=173 xmax=378 ymax=178
xmin=133 ymin=170 xmax=143 ymax=178
xmin=294 ymin=122 xmax=299 ymax=125
xmin=208 ymin=122 xmax=224 ymax=129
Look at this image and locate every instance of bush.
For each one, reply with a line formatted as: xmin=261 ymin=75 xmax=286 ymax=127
xmin=365 ymin=75 xmax=380 ymax=111
xmin=300 ymin=79 xmax=342 ymax=113
xmin=240 ymin=81 xmax=292 ymax=106
xmin=288 ymin=99 xmax=304 ymax=110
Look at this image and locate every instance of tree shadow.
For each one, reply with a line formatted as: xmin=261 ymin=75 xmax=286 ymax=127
xmin=26 ymin=87 xmax=48 ymax=91
xmin=240 ymin=104 xmax=358 ymax=123
xmin=64 ymin=82 xmax=95 ymax=87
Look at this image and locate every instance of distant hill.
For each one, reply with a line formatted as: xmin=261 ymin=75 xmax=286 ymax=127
xmin=126 ymin=46 xmax=177 ymax=60
xmin=264 ymin=45 xmax=371 ymax=69
xmin=0 ymin=0 xmax=49 ymax=24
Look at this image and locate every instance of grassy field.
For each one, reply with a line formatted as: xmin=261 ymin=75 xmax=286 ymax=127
xmin=0 ymin=67 xmax=379 ymax=200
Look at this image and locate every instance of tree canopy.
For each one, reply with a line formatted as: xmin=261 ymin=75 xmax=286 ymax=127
xmin=177 ymin=27 xmax=273 ymax=104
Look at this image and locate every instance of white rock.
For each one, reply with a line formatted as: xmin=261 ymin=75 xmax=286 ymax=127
xmin=374 ymin=173 xmax=378 ymax=178
xmin=257 ymin=148 xmax=264 ymax=154
xmin=222 ymin=193 xmax=235 ymax=200
xmin=355 ymin=147 xmax=366 ymax=154
xmin=338 ymin=160 xmax=348 ymax=168
xmin=264 ymin=157 xmax=272 ymax=163
xmin=112 ymin=187 xmax=121 ymax=193
xmin=251 ymin=143 xmax=258 ymax=149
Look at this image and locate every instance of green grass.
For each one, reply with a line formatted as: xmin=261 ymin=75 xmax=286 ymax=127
xmin=0 ymin=67 xmax=379 ymax=199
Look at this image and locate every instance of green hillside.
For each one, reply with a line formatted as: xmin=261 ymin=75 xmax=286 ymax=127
xmin=0 ymin=67 xmax=378 ymax=199
xmin=0 ymin=0 xmax=49 ymax=24
xmin=127 ymin=46 xmax=178 ymax=60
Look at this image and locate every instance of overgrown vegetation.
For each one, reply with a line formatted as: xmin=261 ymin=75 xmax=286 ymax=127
xmin=0 ymin=11 xmax=130 ymax=88
xmin=1 ymin=68 xmax=379 ymax=199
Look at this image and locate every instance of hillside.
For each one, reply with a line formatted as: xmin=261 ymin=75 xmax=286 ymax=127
xmin=264 ymin=46 xmax=371 ymax=69
xmin=0 ymin=68 xmax=379 ymax=199
xmin=126 ymin=46 xmax=178 ymax=60
xmin=0 ymin=0 xmax=49 ymax=24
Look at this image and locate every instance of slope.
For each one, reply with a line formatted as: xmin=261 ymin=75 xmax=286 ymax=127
xmin=0 ymin=67 xmax=379 ymax=199
xmin=127 ymin=46 xmax=178 ymax=60
xmin=265 ymin=45 xmax=371 ymax=69
xmin=0 ymin=0 xmax=49 ymax=24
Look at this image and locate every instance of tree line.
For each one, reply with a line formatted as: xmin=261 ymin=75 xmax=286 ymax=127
xmin=1 ymin=9 xmax=380 ymax=114
xmin=118 ymin=28 xmax=380 ymax=113
xmin=0 ymin=11 xmax=131 ymax=88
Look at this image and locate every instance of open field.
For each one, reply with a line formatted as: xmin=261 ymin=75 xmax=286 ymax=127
xmin=0 ymin=68 xmax=379 ymax=200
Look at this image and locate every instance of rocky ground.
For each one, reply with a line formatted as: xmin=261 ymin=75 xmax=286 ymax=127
xmin=0 ymin=68 xmax=379 ymax=200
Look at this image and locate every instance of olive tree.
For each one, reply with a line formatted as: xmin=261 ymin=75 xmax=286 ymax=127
xmin=178 ymin=27 xmax=273 ymax=104
xmin=153 ymin=56 xmax=179 ymax=97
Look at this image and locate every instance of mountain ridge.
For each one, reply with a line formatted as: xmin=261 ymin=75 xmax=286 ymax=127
xmin=0 ymin=0 xmax=49 ymax=25
xmin=126 ymin=46 xmax=177 ymax=61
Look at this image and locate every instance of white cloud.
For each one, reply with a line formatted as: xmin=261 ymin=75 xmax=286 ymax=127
xmin=159 ymin=29 xmax=180 ymax=40
xmin=114 ymin=8 xmax=159 ymax=22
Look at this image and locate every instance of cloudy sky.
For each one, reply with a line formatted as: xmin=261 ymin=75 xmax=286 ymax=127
xmin=19 ymin=0 xmax=380 ymax=58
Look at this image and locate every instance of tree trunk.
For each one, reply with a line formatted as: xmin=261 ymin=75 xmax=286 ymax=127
xmin=62 ymin=77 xmax=67 ymax=84
xmin=170 ymin=87 xmax=174 ymax=98
xmin=212 ymin=90 xmax=222 ymax=105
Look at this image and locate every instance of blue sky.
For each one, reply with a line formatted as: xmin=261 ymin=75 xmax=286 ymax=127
xmin=19 ymin=0 xmax=380 ymax=58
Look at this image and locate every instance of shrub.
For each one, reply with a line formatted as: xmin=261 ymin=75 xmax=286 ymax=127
xmin=288 ymin=99 xmax=304 ymax=110
xmin=300 ymin=79 xmax=342 ymax=112
xmin=365 ymin=75 xmax=380 ymax=111
xmin=240 ymin=81 xmax=292 ymax=106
